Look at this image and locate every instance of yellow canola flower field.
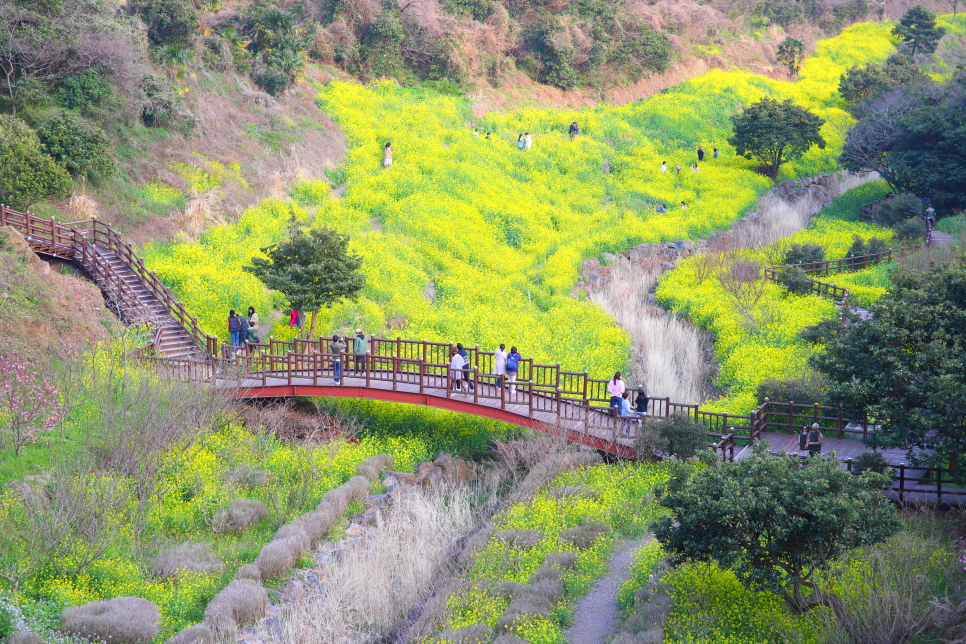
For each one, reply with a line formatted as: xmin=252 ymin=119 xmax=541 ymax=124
xmin=657 ymin=182 xmax=896 ymax=415
xmin=143 ymin=23 xmax=897 ymax=381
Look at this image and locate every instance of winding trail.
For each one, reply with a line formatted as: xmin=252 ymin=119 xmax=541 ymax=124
xmin=565 ymin=538 xmax=650 ymax=644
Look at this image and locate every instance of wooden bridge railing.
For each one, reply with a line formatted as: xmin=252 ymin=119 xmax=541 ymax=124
xmin=0 ymin=205 xmax=219 ymax=357
xmin=765 ymin=245 xmax=919 ymax=279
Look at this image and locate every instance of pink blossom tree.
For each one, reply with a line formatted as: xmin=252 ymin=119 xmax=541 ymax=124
xmin=0 ymin=354 xmax=66 ymax=456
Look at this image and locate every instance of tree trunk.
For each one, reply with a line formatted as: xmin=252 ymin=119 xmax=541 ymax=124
xmin=795 ymin=590 xmax=861 ymax=644
xmin=308 ymin=310 xmax=318 ymax=339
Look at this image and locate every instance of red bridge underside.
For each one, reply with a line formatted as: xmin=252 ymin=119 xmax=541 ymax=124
xmin=230 ymin=384 xmax=638 ymax=459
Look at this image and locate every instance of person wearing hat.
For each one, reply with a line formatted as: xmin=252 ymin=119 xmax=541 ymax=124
xmin=330 ymin=333 xmax=346 ymax=383
xmin=352 ymin=329 xmax=369 ymax=374
xmin=806 ymin=422 xmax=824 ymax=457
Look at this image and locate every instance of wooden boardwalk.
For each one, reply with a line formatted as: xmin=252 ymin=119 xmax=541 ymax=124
xmin=5 ymin=204 xmax=963 ymax=503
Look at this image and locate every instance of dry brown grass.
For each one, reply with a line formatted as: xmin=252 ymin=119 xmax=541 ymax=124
xmin=211 ymin=499 xmax=268 ymax=534
xmin=67 ymin=193 xmax=100 ymax=221
xmin=203 ymin=578 xmax=269 ymax=638
xmin=164 ymin=622 xmax=214 ymax=644
xmin=152 ymin=542 xmax=224 ymax=579
xmin=278 ymin=483 xmax=480 ymax=642
xmin=7 ymin=633 xmax=44 ymax=644
xmin=174 ymin=191 xmax=225 ymax=241
xmin=60 ymin=596 xmax=160 ymax=644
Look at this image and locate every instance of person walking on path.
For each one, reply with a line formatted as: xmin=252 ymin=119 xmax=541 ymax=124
xmin=383 ymin=142 xmax=393 ymax=168
xmin=569 ymin=122 xmax=579 ymax=141
xmin=525 ymin=132 xmax=532 ymax=150
xmin=925 ymin=205 xmax=936 ymax=226
xmin=517 ymin=134 xmax=525 ymax=151
xmin=697 ymin=145 xmax=705 ymax=162
xmin=456 ymin=343 xmax=475 ymax=392
xmin=505 ymin=346 xmax=521 ymax=395
xmin=247 ymin=306 xmax=260 ymax=343
xmin=330 ymin=334 xmax=346 ymax=384
xmin=807 ymin=422 xmax=824 ymax=456
xmin=494 ymin=343 xmax=507 ymax=388
xmin=449 ymin=348 xmax=464 ymax=392
xmin=713 ymin=147 xmax=719 ymax=159
xmin=352 ymin=329 xmax=369 ymax=374
xmin=228 ymin=310 xmax=242 ymax=347
xmin=660 ymin=161 xmax=667 ymax=173
xmin=607 ymin=372 xmax=626 ymax=417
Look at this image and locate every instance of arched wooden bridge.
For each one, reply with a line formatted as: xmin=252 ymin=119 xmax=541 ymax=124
xmin=4 ymin=205 xmax=964 ymax=503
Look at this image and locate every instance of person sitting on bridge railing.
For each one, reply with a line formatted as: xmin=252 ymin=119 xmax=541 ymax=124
xmin=607 ymin=372 xmax=626 ymax=416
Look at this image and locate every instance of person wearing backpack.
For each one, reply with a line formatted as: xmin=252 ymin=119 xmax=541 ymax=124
xmin=505 ymin=346 xmax=521 ymax=395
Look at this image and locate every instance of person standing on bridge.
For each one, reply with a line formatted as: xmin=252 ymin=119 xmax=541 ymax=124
xmin=331 ymin=334 xmax=346 ymax=384
xmin=456 ymin=343 xmax=475 ymax=392
xmin=247 ymin=307 xmax=260 ymax=343
xmin=618 ymin=391 xmax=634 ymax=436
xmin=449 ymin=348 xmax=464 ymax=392
xmin=238 ymin=314 xmax=250 ymax=351
xmin=353 ymin=329 xmax=369 ymax=374
xmin=228 ymin=310 xmax=242 ymax=347
xmin=607 ymin=372 xmax=625 ymax=417
xmin=494 ymin=343 xmax=507 ymax=388
xmin=505 ymin=346 xmax=521 ymax=395
xmin=635 ymin=387 xmax=649 ymax=416
xmin=807 ymin=422 xmax=824 ymax=457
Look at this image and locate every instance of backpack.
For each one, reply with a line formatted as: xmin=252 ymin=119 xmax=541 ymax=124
xmin=505 ymin=354 xmax=519 ymax=371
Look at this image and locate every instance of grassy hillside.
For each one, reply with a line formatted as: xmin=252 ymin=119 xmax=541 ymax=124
xmin=142 ymin=22 xmax=897 ymax=383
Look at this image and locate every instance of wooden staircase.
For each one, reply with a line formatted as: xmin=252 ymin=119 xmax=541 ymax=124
xmin=1 ymin=205 xmax=218 ymax=361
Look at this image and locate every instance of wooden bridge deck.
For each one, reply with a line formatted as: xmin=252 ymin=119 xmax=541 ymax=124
xmin=4 ymin=204 xmax=963 ymax=503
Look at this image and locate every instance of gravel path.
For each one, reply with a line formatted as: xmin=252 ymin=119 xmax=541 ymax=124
xmin=565 ymin=538 xmax=649 ymax=644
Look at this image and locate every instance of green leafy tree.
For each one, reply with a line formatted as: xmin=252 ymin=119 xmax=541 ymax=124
xmin=892 ymin=4 xmax=946 ymax=56
xmin=132 ymin=0 xmax=200 ymax=46
xmin=633 ymin=412 xmax=709 ymax=461
xmin=777 ymin=266 xmax=813 ymax=294
xmin=36 ymin=111 xmax=117 ymax=178
xmin=244 ymin=219 xmax=366 ymax=338
xmin=776 ymin=37 xmax=806 ymax=75
xmin=0 ymin=115 xmax=72 ymax=210
xmin=811 ymin=256 xmax=966 ymax=479
xmin=654 ymin=446 xmax=901 ymax=638
xmin=839 ymin=54 xmax=929 ymax=104
xmin=728 ymin=98 xmax=826 ymax=179
xmin=784 ymin=242 xmax=825 ymax=265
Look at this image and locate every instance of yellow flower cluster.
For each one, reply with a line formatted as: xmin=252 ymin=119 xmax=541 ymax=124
xmin=657 ymin=181 xmax=898 ymax=414
xmin=141 ymin=23 xmax=898 ymax=382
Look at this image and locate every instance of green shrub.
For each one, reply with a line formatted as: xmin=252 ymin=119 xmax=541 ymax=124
xmin=0 ymin=603 xmax=13 ymax=640
xmin=783 ymin=242 xmax=825 ymax=265
xmin=870 ymin=193 xmax=921 ymax=227
xmin=634 ymin=413 xmax=709 ymax=461
xmin=846 ymin=235 xmax=889 ymax=262
xmin=892 ymin=216 xmax=926 ymax=242
xmin=0 ymin=114 xmax=73 ymax=210
xmin=139 ymin=75 xmax=189 ymax=129
xmin=132 ymin=0 xmax=200 ymax=46
xmin=443 ymin=0 xmax=494 ymax=21
xmin=800 ymin=318 xmax=841 ymax=344
xmin=851 ymin=451 xmax=890 ymax=476
xmin=36 ymin=111 xmax=117 ymax=177
xmin=251 ymin=63 xmax=291 ymax=97
xmin=756 ymin=377 xmax=825 ymax=405
xmin=777 ymin=266 xmax=813 ymax=294
xmin=60 ymin=70 xmax=112 ymax=111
